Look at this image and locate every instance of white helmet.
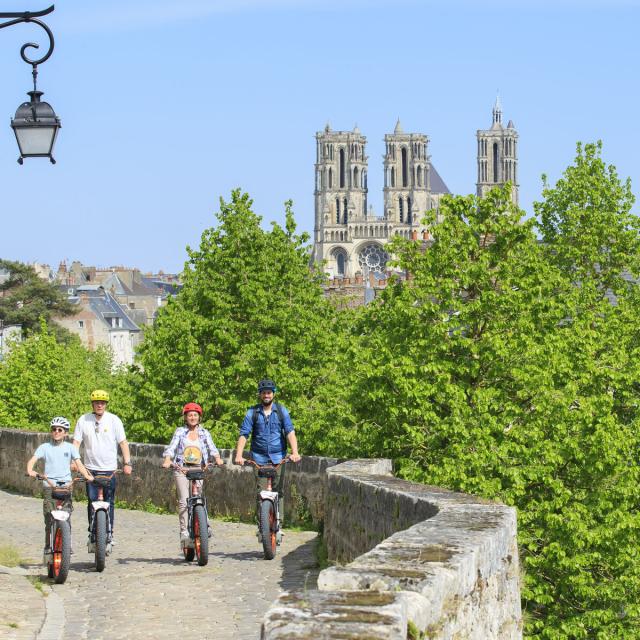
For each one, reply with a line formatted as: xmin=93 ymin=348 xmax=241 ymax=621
xmin=50 ymin=416 xmax=70 ymax=431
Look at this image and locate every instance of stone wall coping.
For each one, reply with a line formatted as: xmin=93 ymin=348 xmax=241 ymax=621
xmin=263 ymin=459 xmax=521 ymax=639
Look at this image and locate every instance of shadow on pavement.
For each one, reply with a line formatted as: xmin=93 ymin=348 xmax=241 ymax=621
xmin=114 ymin=556 xmax=187 ymax=566
xmin=279 ymin=535 xmax=319 ymax=592
xmin=209 ymin=550 xmax=264 ymax=561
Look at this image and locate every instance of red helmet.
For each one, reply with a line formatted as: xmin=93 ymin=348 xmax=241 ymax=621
xmin=182 ymin=402 xmax=202 ymax=416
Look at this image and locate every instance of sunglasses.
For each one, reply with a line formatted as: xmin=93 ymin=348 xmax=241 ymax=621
xmin=51 ymin=427 xmax=66 ymax=433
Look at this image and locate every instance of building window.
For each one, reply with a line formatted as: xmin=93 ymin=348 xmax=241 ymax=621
xmin=78 ymin=320 xmax=84 ymax=328
xmin=336 ymin=253 xmax=345 ymax=275
xmin=339 ymin=148 xmax=345 ymax=188
xmin=402 ymin=147 xmax=408 ymax=187
xmin=399 ymin=197 xmax=404 ymax=223
xmin=493 ymin=143 xmax=499 ymax=183
xmin=358 ymin=243 xmax=389 ymax=275
xmin=407 ymin=197 xmax=412 ymax=224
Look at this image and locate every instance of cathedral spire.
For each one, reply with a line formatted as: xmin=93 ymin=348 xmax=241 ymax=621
xmin=394 ymin=118 xmax=403 ymax=134
xmin=492 ymin=93 xmax=502 ymax=125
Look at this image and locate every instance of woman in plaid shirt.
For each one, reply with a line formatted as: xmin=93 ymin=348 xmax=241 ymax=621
xmin=162 ymin=403 xmax=224 ymax=545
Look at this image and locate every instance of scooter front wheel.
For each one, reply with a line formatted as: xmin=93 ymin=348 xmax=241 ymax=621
xmin=95 ymin=510 xmax=107 ymax=572
xmin=260 ymin=500 xmax=277 ymax=560
xmin=52 ymin=520 xmax=71 ymax=584
xmin=194 ymin=505 xmax=209 ymax=567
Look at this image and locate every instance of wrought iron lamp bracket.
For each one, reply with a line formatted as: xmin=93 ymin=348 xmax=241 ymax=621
xmin=0 ymin=5 xmax=55 ymax=88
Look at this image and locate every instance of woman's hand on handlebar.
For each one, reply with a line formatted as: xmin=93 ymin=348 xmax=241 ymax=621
xmin=162 ymin=458 xmax=172 ymax=469
xmin=289 ymin=453 xmax=301 ymax=463
xmin=234 ymin=455 xmax=245 ymax=466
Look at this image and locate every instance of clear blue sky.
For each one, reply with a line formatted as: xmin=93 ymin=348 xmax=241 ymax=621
xmin=0 ymin=0 xmax=638 ymax=273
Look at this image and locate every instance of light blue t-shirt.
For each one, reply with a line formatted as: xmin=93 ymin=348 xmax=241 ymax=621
xmin=34 ymin=442 xmax=80 ymax=486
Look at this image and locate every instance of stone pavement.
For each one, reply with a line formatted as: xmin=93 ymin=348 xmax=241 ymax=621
xmin=0 ymin=489 xmax=319 ymax=640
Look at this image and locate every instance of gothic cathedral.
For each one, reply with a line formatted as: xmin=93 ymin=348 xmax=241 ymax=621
xmin=313 ymin=98 xmax=518 ymax=280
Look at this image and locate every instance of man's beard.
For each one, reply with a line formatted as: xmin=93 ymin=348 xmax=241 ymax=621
xmin=261 ymin=397 xmax=274 ymax=407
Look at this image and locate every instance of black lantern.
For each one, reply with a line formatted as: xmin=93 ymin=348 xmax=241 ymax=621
xmin=1 ymin=6 xmax=59 ymax=163
xmin=11 ymin=89 xmax=60 ymax=164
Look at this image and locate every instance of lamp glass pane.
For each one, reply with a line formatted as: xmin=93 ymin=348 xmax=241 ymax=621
xmin=15 ymin=126 xmax=55 ymax=156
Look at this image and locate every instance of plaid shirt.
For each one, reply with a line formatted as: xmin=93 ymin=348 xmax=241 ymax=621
xmin=163 ymin=426 xmax=220 ymax=466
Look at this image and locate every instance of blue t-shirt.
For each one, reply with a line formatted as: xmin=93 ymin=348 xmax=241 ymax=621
xmin=34 ymin=442 xmax=80 ymax=486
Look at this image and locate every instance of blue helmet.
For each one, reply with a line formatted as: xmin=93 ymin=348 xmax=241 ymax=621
xmin=257 ymin=379 xmax=276 ymax=393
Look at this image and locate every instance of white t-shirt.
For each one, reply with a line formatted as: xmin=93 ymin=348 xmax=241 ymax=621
xmin=73 ymin=411 xmax=126 ymax=471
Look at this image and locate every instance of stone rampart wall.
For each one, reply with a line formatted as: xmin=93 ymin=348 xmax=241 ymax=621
xmin=262 ymin=459 xmax=522 ymax=639
xmin=0 ymin=428 xmax=521 ymax=638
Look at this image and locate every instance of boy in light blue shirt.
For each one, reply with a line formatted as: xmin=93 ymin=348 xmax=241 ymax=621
xmin=27 ymin=416 xmax=93 ymax=553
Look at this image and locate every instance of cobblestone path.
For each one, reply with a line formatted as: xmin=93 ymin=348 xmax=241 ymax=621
xmin=0 ymin=489 xmax=319 ymax=640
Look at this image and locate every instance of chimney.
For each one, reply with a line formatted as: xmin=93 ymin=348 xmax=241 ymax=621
xmin=411 ymin=230 xmax=418 ymax=241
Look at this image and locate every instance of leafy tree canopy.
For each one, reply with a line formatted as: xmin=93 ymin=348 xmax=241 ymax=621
xmin=0 ymin=259 xmax=76 ymax=339
xmin=0 ymin=320 xmax=115 ymax=429
xmin=319 ymin=178 xmax=640 ymax=638
xmin=122 ymin=190 xmax=344 ymax=445
xmin=536 ymin=141 xmax=639 ymax=298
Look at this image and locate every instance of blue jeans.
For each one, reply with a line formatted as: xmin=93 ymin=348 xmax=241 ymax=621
xmin=86 ymin=471 xmax=117 ymax=536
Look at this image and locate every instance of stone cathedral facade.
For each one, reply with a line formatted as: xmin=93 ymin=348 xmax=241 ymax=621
xmin=313 ymin=99 xmax=518 ymax=280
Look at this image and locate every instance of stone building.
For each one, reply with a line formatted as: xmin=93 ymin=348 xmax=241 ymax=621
xmin=54 ymin=286 xmax=141 ymax=368
xmin=313 ymin=101 xmax=519 ymax=280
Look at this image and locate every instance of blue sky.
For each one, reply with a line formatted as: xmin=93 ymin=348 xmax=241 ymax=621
xmin=0 ymin=0 xmax=638 ymax=273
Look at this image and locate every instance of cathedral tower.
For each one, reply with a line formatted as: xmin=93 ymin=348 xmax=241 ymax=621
xmin=383 ymin=119 xmax=430 ymax=226
xmin=313 ymin=124 xmax=368 ymax=275
xmin=476 ymin=97 xmax=519 ymax=204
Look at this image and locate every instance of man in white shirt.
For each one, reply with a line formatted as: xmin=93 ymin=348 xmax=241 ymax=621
xmin=73 ymin=390 xmax=132 ymax=546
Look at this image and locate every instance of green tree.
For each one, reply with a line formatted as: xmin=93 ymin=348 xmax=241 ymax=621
xmin=536 ymin=141 xmax=639 ymax=297
xmin=0 ymin=259 xmax=76 ymax=339
xmin=122 ymin=190 xmax=343 ymax=446
xmin=333 ymin=183 xmax=640 ymax=638
xmin=0 ymin=321 xmax=114 ymax=429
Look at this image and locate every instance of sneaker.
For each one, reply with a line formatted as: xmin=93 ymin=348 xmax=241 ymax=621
xmin=180 ymin=531 xmax=190 ymax=541
xmin=276 ymin=530 xmax=283 ymax=546
xmin=256 ymin=529 xmax=262 ymax=544
xmin=43 ymin=546 xmax=52 ymax=555
xmin=208 ymin=525 xmax=212 ymax=539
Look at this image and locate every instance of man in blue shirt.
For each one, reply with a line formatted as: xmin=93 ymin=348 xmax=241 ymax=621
xmin=234 ymin=379 xmax=301 ymax=538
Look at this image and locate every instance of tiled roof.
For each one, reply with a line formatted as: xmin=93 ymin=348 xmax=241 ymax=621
xmin=88 ymin=292 xmax=140 ymax=332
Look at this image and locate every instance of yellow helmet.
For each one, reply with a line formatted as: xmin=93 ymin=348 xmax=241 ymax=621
xmin=90 ymin=389 xmax=110 ymax=402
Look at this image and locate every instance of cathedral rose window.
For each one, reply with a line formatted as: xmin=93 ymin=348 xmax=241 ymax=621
xmin=358 ymin=244 xmax=389 ymax=275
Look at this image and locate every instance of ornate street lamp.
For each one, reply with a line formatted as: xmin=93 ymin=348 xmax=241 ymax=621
xmin=0 ymin=6 xmax=60 ymax=164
